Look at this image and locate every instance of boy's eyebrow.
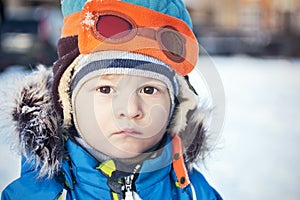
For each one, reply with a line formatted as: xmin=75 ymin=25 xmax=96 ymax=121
xmin=98 ymin=74 xmax=121 ymax=81
xmin=98 ymin=75 xmax=167 ymax=88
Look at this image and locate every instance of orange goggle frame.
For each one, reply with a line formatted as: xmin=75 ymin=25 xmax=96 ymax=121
xmin=61 ymin=0 xmax=198 ymax=75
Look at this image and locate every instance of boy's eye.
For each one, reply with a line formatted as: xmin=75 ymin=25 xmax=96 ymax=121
xmin=97 ymin=86 xmax=113 ymax=94
xmin=141 ymin=86 xmax=158 ymax=95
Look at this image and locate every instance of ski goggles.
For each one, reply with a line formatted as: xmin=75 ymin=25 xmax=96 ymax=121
xmin=61 ymin=0 xmax=198 ymax=75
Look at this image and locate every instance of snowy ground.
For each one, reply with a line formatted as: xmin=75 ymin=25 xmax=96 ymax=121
xmin=200 ymin=56 xmax=300 ymax=200
xmin=1 ymin=56 xmax=300 ymax=199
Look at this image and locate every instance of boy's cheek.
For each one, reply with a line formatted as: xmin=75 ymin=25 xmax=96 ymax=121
xmin=130 ymin=110 xmax=169 ymax=138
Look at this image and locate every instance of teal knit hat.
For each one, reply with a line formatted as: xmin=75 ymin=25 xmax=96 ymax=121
xmin=61 ymin=0 xmax=193 ymax=28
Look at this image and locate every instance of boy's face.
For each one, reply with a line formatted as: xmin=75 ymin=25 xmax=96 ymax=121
xmin=74 ymin=74 xmax=171 ymax=158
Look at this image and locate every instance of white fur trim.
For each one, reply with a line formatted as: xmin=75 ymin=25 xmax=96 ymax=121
xmin=0 ymin=66 xmax=64 ymax=178
xmin=58 ymin=54 xmax=84 ymax=126
xmin=169 ymin=74 xmax=199 ymax=134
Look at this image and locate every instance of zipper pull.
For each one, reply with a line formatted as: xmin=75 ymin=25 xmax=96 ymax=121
xmin=122 ymin=164 xmax=141 ymax=200
xmin=124 ymin=175 xmax=134 ymax=200
xmin=125 ymin=191 xmax=134 ymax=200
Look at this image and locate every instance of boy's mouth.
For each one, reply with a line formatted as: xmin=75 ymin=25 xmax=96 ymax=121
xmin=113 ymin=129 xmax=142 ymax=136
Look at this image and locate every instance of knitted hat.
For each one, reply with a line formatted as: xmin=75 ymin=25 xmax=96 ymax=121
xmin=52 ymin=0 xmax=199 ymax=127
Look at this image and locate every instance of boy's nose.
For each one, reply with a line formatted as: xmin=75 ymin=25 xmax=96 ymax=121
xmin=116 ymin=93 xmax=143 ymax=119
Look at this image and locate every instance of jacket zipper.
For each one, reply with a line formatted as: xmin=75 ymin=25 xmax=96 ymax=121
xmin=121 ymin=164 xmax=141 ymax=200
xmin=123 ymin=174 xmax=135 ymax=200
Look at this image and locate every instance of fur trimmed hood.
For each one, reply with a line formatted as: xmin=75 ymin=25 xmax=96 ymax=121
xmin=0 ymin=66 xmax=210 ymax=178
xmin=0 ymin=66 xmax=65 ymax=178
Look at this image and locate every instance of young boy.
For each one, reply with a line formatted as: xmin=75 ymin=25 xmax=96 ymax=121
xmin=1 ymin=0 xmax=222 ymax=199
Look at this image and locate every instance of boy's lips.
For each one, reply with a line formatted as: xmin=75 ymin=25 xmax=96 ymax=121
xmin=113 ymin=129 xmax=142 ymax=136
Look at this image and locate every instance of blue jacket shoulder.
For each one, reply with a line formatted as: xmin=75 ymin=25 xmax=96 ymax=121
xmin=189 ymin=168 xmax=223 ymax=200
xmin=1 ymin=157 xmax=63 ymax=200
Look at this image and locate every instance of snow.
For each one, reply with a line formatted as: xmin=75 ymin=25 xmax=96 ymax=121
xmin=81 ymin=11 xmax=95 ymax=29
xmin=1 ymin=56 xmax=300 ymax=199
xmin=198 ymin=56 xmax=300 ymax=200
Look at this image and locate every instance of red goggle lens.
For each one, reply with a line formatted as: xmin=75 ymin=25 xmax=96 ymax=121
xmin=96 ymin=15 xmax=132 ymax=39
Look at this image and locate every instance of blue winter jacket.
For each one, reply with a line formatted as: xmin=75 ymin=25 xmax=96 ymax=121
xmin=2 ymin=138 xmax=222 ymax=200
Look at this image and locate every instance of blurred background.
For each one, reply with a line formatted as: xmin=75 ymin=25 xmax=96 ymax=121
xmin=0 ymin=0 xmax=62 ymax=70
xmin=0 ymin=0 xmax=300 ymax=199
xmin=185 ymin=0 xmax=300 ymax=57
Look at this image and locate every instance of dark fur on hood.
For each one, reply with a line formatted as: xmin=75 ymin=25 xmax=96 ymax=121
xmin=0 ymin=66 xmax=65 ymax=178
xmin=1 ymin=66 xmax=210 ymax=178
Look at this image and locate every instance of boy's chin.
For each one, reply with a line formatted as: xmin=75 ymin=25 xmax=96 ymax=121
xmin=103 ymin=145 xmax=143 ymax=159
xmin=109 ymin=150 xmax=141 ymax=159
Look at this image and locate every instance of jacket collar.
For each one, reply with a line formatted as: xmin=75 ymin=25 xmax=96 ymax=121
xmin=61 ymin=134 xmax=189 ymax=193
